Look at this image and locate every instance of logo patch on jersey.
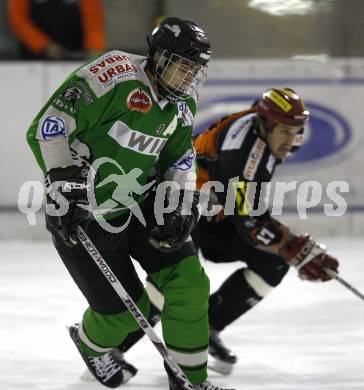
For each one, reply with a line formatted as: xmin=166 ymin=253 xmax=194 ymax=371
xmin=86 ymin=53 xmax=138 ymax=89
xmin=127 ymin=88 xmax=152 ymax=113
xmin=171 ymin=153 xmax=195 ymax=171
xmin=62 ymin=87 xmax=82 ymax=101
xmin=68 ymin=80 xmax=94 ymax=105
xmin=41 ymin=116 xmax=66 ymax=139
xmin=108 ymin=120 xmax=167 ymax=156
xmin=76 ymin=51 xmax=140 ymax=97
xmin=178 ymin=102 xmax=194 ymax=127
xmin=97 ymin=63 xmax=138 ymax=88
xmin=87 ymin=53 xmax=133 ymax=74
xmin=243 ymin=138 xmax=266 ymax=180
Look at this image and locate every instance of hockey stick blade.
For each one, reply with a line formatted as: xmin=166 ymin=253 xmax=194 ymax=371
xmin=323 ymin=266 xmax=364 ymax=302
xmin=76 ymin=226 xmax=194 ymax=390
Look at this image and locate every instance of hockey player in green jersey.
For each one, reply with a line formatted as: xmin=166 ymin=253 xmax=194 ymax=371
xmin=26 ymin=16 xmax=236 ymax=390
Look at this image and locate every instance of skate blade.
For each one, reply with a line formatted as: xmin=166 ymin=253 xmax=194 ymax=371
xmin=81 ymin=369 xmax=95 ymax=382
xmin=207 ymin=358 xmax=234 ymax=375
xmin=80 ymin=368 xmax=135 ymax=384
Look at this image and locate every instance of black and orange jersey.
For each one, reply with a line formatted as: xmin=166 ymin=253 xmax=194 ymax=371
xmin=194 ymin=109 xmax=279 ymax=217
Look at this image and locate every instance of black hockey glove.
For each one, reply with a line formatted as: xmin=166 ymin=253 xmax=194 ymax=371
xmin=149 ymin=191 xmax=200 ymax=252
xmin=45 ymin=165 xmax=91 ymax=247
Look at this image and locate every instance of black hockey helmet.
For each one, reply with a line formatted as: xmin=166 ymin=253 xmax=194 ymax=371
xmin=147 ymin=17 xmax=211 ymax=103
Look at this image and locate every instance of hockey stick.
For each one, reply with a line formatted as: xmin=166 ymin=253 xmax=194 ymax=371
xmin=76 ymin=226 xmax=194 ymax=390
xmin=323 ymin=266 xmax=364 ymax=302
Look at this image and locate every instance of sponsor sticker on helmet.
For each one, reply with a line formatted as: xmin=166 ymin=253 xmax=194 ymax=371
xmin=127 ymin=88 xmax=152 ymax=113
xmin=266 ymin=90 xmax=292 ymax=112
xmin=164 ymin=24 xmax=181 ymax=37
xmin=41 ymin=116 xmax=66 ymax=139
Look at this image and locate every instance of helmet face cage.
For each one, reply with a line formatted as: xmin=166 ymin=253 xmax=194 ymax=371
xmin=154 ymin=49 xmax=208 ymax=103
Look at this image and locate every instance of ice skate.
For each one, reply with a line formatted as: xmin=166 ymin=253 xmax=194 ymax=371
xmin=208 ymin=328 xmax=237 ymax=375
xmin=80 ymin=348 xmax=137 ymax=384
xmin=69 ymin=323 xmax=137 ymax=388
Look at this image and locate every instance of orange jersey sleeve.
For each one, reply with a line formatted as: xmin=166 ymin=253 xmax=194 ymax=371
xmin=194 ymin=109 xmax=255 ymax=189
xmin=8 ymin=0 xmax=51 ymax=54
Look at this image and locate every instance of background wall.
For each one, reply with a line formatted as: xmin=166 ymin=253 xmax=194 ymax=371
xmin=1 ymin=0 xmax=363 ymax=239
xmin=1 ymin=0 xmax=364 ymax=58
xmin=1 ymin=58 xmax=363 ymax=239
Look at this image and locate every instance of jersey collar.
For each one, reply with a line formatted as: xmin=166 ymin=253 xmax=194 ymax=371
xmin=139 ymin=60 xmax=169 ymax=109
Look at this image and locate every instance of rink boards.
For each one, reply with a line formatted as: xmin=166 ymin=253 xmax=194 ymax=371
xmin=1 ymin=59 xmax=363 ymax=238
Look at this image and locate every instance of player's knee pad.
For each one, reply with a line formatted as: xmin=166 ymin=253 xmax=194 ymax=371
xmin=159 ymin=256 xmax=210 ymax=318
xmin=242 ymin=268 xmax=273 ymax=298
xmin=180 ymin=256 xmax=210 ymax=303
xmin=146 ymin=277 xmax=165 ymax=311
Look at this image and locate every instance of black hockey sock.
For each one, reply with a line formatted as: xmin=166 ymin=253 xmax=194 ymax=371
xmin=209 ymin=268 xmax=262 ymax=331
xmin=117 ymin=302 xmax=161 ymax=352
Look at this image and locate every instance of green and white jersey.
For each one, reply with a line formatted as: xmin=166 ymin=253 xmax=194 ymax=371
xmin=27 ymin=50 xmax=198 ymax=219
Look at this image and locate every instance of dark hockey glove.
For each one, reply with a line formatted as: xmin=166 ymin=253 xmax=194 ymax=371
xmin=45 ymin=165 xmax=91 ymax=247
xmin=149 ymin=191 xmax=200 ymax=252
xmin=279 ymin=234 xmax=339 ymax=282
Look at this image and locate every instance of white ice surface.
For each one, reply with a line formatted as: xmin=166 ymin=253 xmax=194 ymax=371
xmin=1 ymin=238 xmax=363 ymax=390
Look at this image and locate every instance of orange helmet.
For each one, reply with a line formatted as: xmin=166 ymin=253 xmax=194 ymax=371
xmin=256 ymin=88 xmax=309 ymax=130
